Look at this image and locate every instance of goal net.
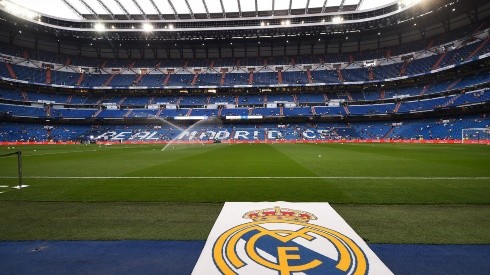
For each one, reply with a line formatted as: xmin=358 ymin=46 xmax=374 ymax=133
xmin=461 ymin=128 xmax=490 ymax=144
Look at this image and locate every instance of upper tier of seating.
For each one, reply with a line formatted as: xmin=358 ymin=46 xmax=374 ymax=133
xmin=0 ymin=26 xmax=488 ymax=88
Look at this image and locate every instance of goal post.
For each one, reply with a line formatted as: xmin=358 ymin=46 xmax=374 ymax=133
xmin=461 ymin=128 xmax=490 ymax=144
xmin=0 ymin=151 xmax=26 ymax=189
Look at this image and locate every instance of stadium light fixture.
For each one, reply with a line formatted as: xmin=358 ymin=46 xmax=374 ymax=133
xmin=168 ymin=24 xmax=174 ymax=29
xmin=94 ymin=23 xmax=106 ymax=32
xmin=142 ymin=23 xmax=154 ymax=32
xmin=332 ymin=16 xmax=343 ymax=24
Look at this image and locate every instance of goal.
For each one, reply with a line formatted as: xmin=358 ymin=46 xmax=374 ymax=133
xmin=461 ymin=128 xmax=490 ymax=144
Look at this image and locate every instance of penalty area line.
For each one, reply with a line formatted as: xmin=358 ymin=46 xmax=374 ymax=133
xmin=0 ymin=176 xmax=489 ymax=180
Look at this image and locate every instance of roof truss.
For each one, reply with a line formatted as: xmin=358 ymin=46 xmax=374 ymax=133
xmin=78 ymin=0 xmax=99 ymax=19
xmin=202 ymin=0 xmax=210 ymax=19
xmin=95 ymin=0 xmax=115 ymax=20
xmin=60 ymin=0 xmax=84 ymax=19
xmin=219 ymin=0 xmax=226 ymax=18
xmin=113 ymin=0 xmax=131 ymax=20
xmin=130 ymin=0 xmax=147 ymax=20
xmin=148 ymin=0 xmax=163 ymax=19
xmin=184 ymin=0 xmax=195 ymax=19
xmin=167 ymin=0 xmax=180 ymax=19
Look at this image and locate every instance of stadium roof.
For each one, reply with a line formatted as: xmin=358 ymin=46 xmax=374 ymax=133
xmin=2 ymin=0 xmax=415 ymax=20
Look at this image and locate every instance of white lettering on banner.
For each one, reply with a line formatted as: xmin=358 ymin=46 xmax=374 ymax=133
xmin=267 ymin=130 xmax=282 ymax=139
xmin=129 ymin=131 xmax=150 ymax=140
xmin=234 ymin=131 xmax=250 ymax=140
xmin=95 ymin=131 xmax=116 ymax=140
xmin=192 ymin=202 xmax=393 ymax=275
xmin=146 ymin=131 xmax=160 ymax=140
xmin=112 ymin=132 xmax=132 ymax=140
xmin=303 ymin=130 xmax=316 ymax=139
xmin=216 ymin=131 xmax=230 ymax=140
xmin=178 ymin=131 xmax=199 ymax=140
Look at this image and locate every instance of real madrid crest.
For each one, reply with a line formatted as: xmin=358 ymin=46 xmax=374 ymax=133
xmin=212 ymin=206 xmax=368 ymax=275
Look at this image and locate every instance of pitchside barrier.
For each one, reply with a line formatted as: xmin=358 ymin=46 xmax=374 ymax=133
xmin=1 ymin=139 xmax=490 ymax=146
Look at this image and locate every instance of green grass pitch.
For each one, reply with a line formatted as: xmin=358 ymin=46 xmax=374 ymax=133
xmin=0 ymin=143 xmax=489 ymax=243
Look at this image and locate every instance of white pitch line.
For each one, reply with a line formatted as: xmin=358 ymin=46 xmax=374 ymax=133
xmin=0 ymin=185 xmax=9 ymax=188
xmin=0 ymin=176 xmax=488 ymax=180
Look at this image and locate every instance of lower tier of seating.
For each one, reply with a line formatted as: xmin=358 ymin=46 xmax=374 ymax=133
xmin=1 ymin=115 xmax=487 ymax=142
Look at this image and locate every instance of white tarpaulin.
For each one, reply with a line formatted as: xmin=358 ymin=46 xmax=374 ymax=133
xmin=193 ymin=202 xmax=392 ymax=275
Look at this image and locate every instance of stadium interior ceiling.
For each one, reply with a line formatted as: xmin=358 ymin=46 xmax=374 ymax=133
xmin=0 ymin=0 xmax=488 ymax=58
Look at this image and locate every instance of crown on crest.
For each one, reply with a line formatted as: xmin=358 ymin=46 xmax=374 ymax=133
xmin=243 ymin=206 xmax=317 ymax=223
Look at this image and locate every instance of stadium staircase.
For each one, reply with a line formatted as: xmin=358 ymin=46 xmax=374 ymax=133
xmin=45 ymin=67 xmax=51 ymax=84
xmin=104 ymin=74 xmax=116 ymax=87
xmin=124 ymin=109 xmax=133 ymax=118
xmin=420 ymin=84 xmax=430 ymax=96
xmin=263 ymin=58 xmax=268 ymax=67
xmin=66 ymin=95 xmax=73 ymax=104
xmin=118 ymin=98 xmax=126 ymax=105
xmin=191 ymin=72 xmax=199 ymax=86
xmin=467 ymin=38 xmax=489 ymax=60
xmin=100 ymin=60 xmax=107 ymax=69
xmin=426 ymin=38 xmax=435 ymax=49
xmin=23 ymin=50 xmax=29 ymax=59
xmin=368 ymin=67 xmax=374 ymax=80
xmin=385 ymin=49 xmax=391 ymax=58
xmin=176 ymin=97 xmax=183 ymax=105
xmin=399 ymin=61 xmax=408 ymax=76
xmin=76 ymin=73 xmax=85 ymax=86
xmin=293 ymin=95 xmax=298 ymax=105
xmin=163 ymin=73 xmax=171 ymax=86
xmin=93 ymin=109 xmax=103 ymax=118
xmin=447 ymin=79 xmax=461 ymax=90
xmin=290 ymin=57 xmax=296 ymax=66
xmin=134 ymin=73 xmax=145 ymax=84
xmin=343 ymin=105 xmax=350 ymax=115
xmin=45 ymin=105 xmax=51 ymax=117
xmin=382 ymin=126 xmax=395 ymax=139
xmin=394 ymin=102 xmax=401 ymax=113
xmin=128 ymin=61 xmax=136 ymax=69
xmin=183 ymin=60 xmax=189 ymax=68
xmin=64 ymin=57 xmax=71 ymax=66
xmin=380 ymin=90 xmax=386 ymax=99
xmin=248 ymin=72 xmax=254 ymax=85
xmin=235 ymin=95 xmax=239 ymax=105
xmin=442 ymin=94 xmax=462 ymax=107
xmin=279 ymin=106 xmax=284 ymax=116
xmin=206 ymin=96 xmax=211 ymax=105
xmin=217 ymin=107 xmax=223 ymax=117
xmin=337 ymin=69 xmax=345 ymax=82
xmin=220 ymin=70 xmax=226 ymax=85
xmin=248 ymin=108 xmax=253 ymax=115
xmin=278 ymin=70 xmax=283 ymax=84
xmin=432 ymin=51 xmax=448 ymax=70
xmin=148 ymin=97 xmax=155 ymax=104
xmin=186 ymin=109 xmax=192 ymax=116
xmin=311 ymin=106 xmax=316 ymax=115
xmin=236 ymin=59 xmax=241 ymax=68
xmin=156 ymin=108 xmax=164 ymax=117
xmin=306 ymin=69 xmax=313 ymax=83
xmin=4 ymin=63 xmax=17 ymax=79
xmin=349 ymin=54 xmax=354 ymax=63
xmin=209 ymin=60 xmax=214 ymax=68
xmin=323 ymin=93 xmax=329 ymax=101
xmin=346 ymin=91 xmax=353 ymax=101
xmin=21 ymin=91 xmax=28 ymax=101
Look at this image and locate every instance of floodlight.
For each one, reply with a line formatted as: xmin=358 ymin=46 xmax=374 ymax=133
xmin=142 ymin=23 xmax=154 ymax=32
xmin=332 ymin=16 xmax=343 ymax=24
xmin=94 ymin=23 xmax=106 ymax=32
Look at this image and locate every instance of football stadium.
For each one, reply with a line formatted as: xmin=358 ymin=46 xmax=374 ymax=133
xmin=0 ymin=0 xmax=489 ymax=273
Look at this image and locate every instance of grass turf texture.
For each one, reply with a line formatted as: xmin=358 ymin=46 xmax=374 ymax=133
xmin=0 ymin=143 xmax=489 ymax=243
